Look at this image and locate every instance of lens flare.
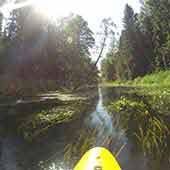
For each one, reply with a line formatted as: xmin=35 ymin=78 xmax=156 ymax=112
xmin=32 ymin=0 xmax=72 ymax=19
xmin=0 ymin=0 xmax=75 ymax=20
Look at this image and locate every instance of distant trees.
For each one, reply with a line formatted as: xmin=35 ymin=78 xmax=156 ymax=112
xmin=101 ymin=51 xmax=117 ymax=81
xmin=102 ymin=0 xmax=170 ymax=81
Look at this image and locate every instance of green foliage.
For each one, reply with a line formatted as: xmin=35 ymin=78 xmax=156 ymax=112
xmin=101 ymin=52 xmax=117 ymax=81
xmin=143 ymin=0 xmax=170 ymax=69
xmin=101 ymin=0 xmax=170 ymax=81
xmin=101 ymin=3 xmax=153 ymax=81
xmin=135 ymin=70 xmax=170 ymax=87
xmin=109 ymin=70 xmax=170 ymax=88
xmin=113 ymin=97 xmax=149 ymax=129
xmin=108 ymin=96 xmax=170 ymax=157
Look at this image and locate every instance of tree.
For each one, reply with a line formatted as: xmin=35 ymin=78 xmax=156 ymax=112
xmin=144 ymin=0 xmax=170 ymax=69
xmin=101 ymin=4 xmax=154 ymax=81
xmin=95 ymin=18 xmax=116 ymax=66
xmin=101 ymin=51 xmax=117 ymax=81
xmin=60 ymin=15 xmax=97 ymax=88
xmin=3 ymin=4 xmax=98 ymax=91
xmin=119 ymin=4 xmax=152 ymax=79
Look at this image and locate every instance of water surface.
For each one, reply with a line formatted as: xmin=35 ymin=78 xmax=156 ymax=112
xmin=0 ymin=87 xmax=170 ymax=170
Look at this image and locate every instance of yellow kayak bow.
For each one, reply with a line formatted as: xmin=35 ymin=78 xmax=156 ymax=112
xmin=74 ymin=147 xmax=121 ymax=170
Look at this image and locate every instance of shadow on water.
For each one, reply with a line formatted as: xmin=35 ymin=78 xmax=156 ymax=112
xmin=0 ymin=87 xmax=170 ymax=170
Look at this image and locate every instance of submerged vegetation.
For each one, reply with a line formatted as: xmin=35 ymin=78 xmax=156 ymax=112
xmin=19 ymin=89 xmax=98 ymax=141
xmin=18 ymin=100 xmax=90 ymax=141
xmin=64 ymin=126 xmax=118 ymax=169
xmin=64 ymin=128 xmax=97 ymax=167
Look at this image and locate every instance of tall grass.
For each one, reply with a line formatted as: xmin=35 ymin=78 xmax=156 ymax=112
xmin=108 ymin=70 xmax=170 ymax=87
xmin=133 ymin=70 xmax=170 ymax=86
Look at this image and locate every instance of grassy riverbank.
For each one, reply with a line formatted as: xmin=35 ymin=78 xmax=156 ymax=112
xmin=102 ymin=70 xmax=170 ymax=98
xmin=104 ymin=70 xmax=170 ymax=88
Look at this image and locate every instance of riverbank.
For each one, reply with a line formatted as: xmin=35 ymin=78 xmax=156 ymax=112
xmin=104 ymin=70 xmax=170 ymax=88
xmin=102 ymin=70 xmax=170 ymax=98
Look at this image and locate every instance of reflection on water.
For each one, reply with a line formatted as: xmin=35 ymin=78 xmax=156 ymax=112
xmin=86 ymin=88 xmax=113 ymax=133
xmin=1 ymin=87 xmax=170 ymax=170
xmin=63 ymin=88 xmax=129 ymax=170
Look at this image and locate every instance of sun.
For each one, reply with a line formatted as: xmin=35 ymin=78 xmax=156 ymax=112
xmin=32 ymin=0 xmax=72 ymax=19
xmin=1 ymin=0 xmax=79 ymax=21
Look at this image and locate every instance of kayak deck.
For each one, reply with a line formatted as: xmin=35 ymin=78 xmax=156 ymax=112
xmin=74 ymin=147 xmax=121 ymax=170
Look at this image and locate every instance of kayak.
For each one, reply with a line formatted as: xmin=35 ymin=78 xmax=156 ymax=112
xmin=74 ymin=147 xmax=121 ymax=170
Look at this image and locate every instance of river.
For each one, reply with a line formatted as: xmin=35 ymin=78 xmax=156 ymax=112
xmin=0 ymin=87 xmax=170 ymax=170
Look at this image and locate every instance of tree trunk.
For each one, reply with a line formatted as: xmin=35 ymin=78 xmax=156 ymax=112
xmin=126 ymin=63 xmax=132 ymax=80
xmin=162 ymin=55 xmax=168 ymax=69
xmin=94 ymin=37 xmax=106 ymax=66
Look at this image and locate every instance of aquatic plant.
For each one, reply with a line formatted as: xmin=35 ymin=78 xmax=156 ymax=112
xmin=108 ymin=96 xmax=170 ymax=157
xmin=64 ymin=126 xmax=115 ymax=168
xmin=64 ymin=128 xmax=97 ymax=168
xmin=17 ymin=100 xmax=91 ymax=141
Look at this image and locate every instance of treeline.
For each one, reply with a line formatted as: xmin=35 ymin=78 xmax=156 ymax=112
xmin=101 ymin=0 xmax=170 ymax=81
xmin=0 ymin=1 xmax=98 ymax=95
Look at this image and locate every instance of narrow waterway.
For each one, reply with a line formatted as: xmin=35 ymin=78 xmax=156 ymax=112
xmin=0 ymin=87 xmax=170 ymax=170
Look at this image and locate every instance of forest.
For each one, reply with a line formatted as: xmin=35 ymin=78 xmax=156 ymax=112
xmin=101 ymin=0 xmax=170 ymax=82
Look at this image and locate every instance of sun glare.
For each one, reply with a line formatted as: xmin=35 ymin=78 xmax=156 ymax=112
xmin=32 ymin=0 xmax=72 ymax=19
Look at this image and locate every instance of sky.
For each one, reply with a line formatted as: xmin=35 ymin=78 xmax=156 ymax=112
xmin=72 ymin=0 xmax=141 ymax=33
xmin=1 ymin=0 xmax=141 ymax=33
xmin=73 ymin=0 xmax=141 ymax=64
xmin=58 ymin=0 xmax=141 ymax=63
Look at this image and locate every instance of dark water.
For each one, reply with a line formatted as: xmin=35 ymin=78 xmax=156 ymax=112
xmin=0 ymin=87 xmax=170 ymax=170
